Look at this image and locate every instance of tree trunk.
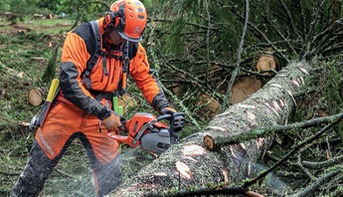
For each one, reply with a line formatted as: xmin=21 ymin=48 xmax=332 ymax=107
xmin=109 ymin=61 xmax=310 ymax=196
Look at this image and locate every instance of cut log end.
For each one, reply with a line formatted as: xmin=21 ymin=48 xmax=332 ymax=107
xmin=256 ymin=54 xmax=278 ymax=75
xmin=230 ymin=76 xmax=262 ymax=104
xmin=204 ymin=134 xmax=215 ymax=150
xmin=28 ymin=88 xmax=45 ymax=106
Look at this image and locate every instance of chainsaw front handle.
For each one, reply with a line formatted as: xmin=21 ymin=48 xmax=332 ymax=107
xmin=154 ymin=112 xmax=186 ymax=133
xmin=156 ymin=112 xmax=184 ymax=121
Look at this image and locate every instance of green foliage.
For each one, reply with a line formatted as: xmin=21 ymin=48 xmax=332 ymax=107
xmin=0 ymin=0 xmax=41 ymax=14
xmin=42 ymin=44 xmax=60 ymax=83
xmin=323 ymin=62 xmax=343 ymax=112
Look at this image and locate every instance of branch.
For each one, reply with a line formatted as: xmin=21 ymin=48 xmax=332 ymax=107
xmin=302 ymin=155 xmax=343 ymax=169
xmin=278 ymin=0 xmax=298 ymax=38
xmin=242 ymin=121 xmax=337 ymax=188
xmin=147 ymin=17 xmax=201 ymax=129
xmin=303 ymin=0 xmax=327 ymax=60
xmin=161 ymin=84 xmax=201 ymax=129
xmin=221 ymin=0 xmax=249 ymax=111
xmin=206 ymin=112 xmax=343 ymax=147
xmin=228 ymin=2 xmax=289 ymax=63
xmin=290 ymin=167 xmax=343 ymax=197
xmin=310 ymin=17 xmax=343 ymax=57
xmin=296 ymin=146 xmax=316 ymax=180
xmin=204 ymin=0 xmax=211 ymax=87
xmin=157 ymin=49 xmax=223 ymax=101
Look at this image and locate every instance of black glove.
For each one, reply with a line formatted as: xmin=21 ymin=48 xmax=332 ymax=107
xmin=160 ymin=107 xmax=176 ymax=115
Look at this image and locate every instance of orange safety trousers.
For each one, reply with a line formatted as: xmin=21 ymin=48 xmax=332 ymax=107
xmin=34 ymin=94 xmax=121 ymax=196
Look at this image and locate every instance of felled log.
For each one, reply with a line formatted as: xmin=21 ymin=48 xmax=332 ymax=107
xmin=197 ymin=93 xmax=221 ymax=117
xmin=203 ymin=61 xmax=308 ymax=150
xmin=109 ymin=61 xmax=310 ymax=196
xmin=28 ymin=88 xmax=45 ymax=106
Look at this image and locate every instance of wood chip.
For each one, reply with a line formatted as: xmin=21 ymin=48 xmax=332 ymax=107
xmin=270 ymin=83 xmax=283 ymax=89
xmin=182 ymin=144 xmax=207 ymax=156
xmin=175 ymin=161 xmax=193 ymax=180
xmin=238 ymin=104 xmax=256 ymax=109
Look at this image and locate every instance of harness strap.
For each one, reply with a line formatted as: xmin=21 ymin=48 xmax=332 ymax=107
xmin=120 ymin=41 xmax=131 ymax=95
xmin=85 ymin=21 xmax=138 ymax=101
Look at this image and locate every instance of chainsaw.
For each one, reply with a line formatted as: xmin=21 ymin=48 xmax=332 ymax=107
xmin=108 ymin=112 xmax=185 ymax=154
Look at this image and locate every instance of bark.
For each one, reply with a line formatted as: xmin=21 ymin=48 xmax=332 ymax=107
xmin=109 ymin=61 xmax=311 ymax=197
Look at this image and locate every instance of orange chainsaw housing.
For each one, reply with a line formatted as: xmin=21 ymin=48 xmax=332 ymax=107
xmin=108 ymin=112 xmax=167 ymax=148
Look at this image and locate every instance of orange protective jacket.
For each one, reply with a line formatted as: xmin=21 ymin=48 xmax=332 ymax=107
xmin=59 ymin=18 xmax=169 ymax=120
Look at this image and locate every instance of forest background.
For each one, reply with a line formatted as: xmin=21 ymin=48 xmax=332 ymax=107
xmin=0 ymin=0 xmax=342 ymax=196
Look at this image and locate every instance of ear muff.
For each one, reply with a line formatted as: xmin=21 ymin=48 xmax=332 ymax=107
xmin=115 ymin=14 xmax=126 ymax=33
xmin=103 ymin=9 xmax=124 ymax=33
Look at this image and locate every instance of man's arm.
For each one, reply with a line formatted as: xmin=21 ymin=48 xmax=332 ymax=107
xmin=130 ymin=43 xmax=172 ymax=113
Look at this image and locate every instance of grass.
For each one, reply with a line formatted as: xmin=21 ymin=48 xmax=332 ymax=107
xmin=0 ymin=15 xmax=82 ymax=195
xmin=22 ymin=18 xmax=74 ymax=34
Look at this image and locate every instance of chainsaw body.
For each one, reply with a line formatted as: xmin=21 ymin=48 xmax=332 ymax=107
xmin=108 ymin=112 xmax=185 ymax=154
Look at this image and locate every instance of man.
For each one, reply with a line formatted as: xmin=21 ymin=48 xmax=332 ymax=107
xmin=11 ymin=0 xmax=177 ymax=196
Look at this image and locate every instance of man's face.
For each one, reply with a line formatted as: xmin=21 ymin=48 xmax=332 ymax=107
xmin=108 ymin=30 xmax=126 ymax=45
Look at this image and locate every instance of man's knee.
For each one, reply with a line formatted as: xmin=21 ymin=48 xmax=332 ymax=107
xmin=11 ymin=141 xmax=56 ymax=197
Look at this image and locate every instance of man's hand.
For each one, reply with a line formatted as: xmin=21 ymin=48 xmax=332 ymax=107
xmin=102 ymin=113 xmax=121 ymax=133
xmin=160 ymin=107 xmax=176 ymax=115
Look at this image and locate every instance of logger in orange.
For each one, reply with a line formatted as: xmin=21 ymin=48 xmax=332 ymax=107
xmin=11 ymin=0 xmax=176 ymax=196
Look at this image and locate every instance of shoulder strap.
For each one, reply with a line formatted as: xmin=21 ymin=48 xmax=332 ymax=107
xmin=82 ymin=21 xmax=104 ymax=89
xmin=86 ymin=21 xmax=106 ymax=72
xmin=122 ymin=41 xmax=138 ymax=60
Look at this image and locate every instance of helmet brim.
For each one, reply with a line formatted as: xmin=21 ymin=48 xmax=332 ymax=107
xmin=118 ymin=31 xmax=142 ymax=42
